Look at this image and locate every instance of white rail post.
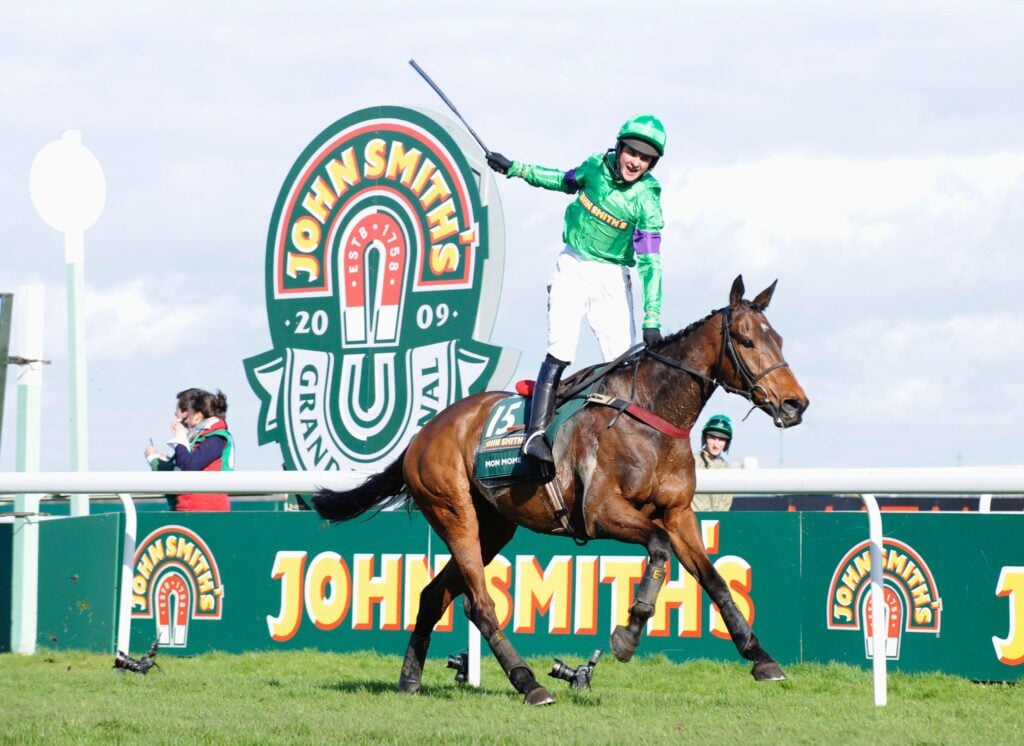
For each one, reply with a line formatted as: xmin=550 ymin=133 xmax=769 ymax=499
xmin=115 ymin=494 xmax=137 ymax=656
xmin=861 ymin=493 xmax=887 ymax=706
xmin=467 ymin=622 xmax=482 ymax=686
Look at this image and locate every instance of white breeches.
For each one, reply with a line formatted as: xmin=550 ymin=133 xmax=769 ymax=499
xmin=546 ymin=247 xmax=636 ymax=364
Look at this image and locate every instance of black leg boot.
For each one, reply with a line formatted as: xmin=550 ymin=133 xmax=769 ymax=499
xmin=521 ymin=358 xmax=566 ymax=464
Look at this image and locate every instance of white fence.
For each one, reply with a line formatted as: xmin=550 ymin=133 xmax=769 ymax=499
xmin=3 ymin=466 xmax=1024 ymax=707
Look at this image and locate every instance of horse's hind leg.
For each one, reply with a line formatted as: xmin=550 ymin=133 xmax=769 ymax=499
xmin=402 ymin=498 xmax=553 ymax=705
xmin=398 ymin=560 xmax=461 ymax=694
xmin=666 ymin=507 xmax=786 ymax=681
xmin=446 ymin=504 xmax=553 ymax=705
xmin=398 ymin=523 xmax=505 ymax=695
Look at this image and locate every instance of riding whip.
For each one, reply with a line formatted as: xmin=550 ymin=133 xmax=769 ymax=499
xmin=408 ymin=59 xmax=491 ymax=154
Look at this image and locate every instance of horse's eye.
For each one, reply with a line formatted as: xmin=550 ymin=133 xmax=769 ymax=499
xmin=736 ymin=337 xmax=755 ymax=349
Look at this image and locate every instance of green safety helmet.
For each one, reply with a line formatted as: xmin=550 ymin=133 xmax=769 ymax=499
xmin=702 ymin=414 xmax=733 ymax=443
xmin=617 ymin=114 xmax=667 ymax=158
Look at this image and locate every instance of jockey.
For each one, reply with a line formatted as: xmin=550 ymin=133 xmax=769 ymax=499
xmin=487 ymin=114 xmax=668 ymax=463
xmin=693 ymin=414 xmax=734 ymax=511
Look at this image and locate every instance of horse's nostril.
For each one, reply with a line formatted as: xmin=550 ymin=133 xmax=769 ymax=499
xmin=782 ymin=398 xmax=807 ymax=416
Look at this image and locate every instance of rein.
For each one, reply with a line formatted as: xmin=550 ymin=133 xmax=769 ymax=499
xmin=561 ymin=305 xmax=792 ymax=436
xmin=557 ymin=342 xmax=647 ymax=402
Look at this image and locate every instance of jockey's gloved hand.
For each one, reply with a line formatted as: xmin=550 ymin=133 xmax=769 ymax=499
xmin=643 ymin=327 xmax=662 ymax=347
xmin=486 ymin=152 xmax=513 ymax=175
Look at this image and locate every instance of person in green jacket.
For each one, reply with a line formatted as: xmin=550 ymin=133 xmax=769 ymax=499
xmin=486 ymin=114 xmax=667 ymax=464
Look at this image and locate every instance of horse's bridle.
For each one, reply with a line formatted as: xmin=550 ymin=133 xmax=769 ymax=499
xmin=644 ymin=305 xmax=791 ymax=421
xmin=556 ymin=304 xmax=791 ymax=422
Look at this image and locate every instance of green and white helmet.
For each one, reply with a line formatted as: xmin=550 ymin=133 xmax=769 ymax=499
xmin=702 ymin=414 xmax=733 ymax=447
xmin=617 ymin=114 xmax=667 ymax=158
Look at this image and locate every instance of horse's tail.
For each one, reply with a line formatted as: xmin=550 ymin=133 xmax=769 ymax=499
xmin=313 ymin=449 xmax=408 ymax=522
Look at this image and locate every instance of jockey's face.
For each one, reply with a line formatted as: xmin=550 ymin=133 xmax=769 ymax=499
xmin=704 ymin=434 xmax=729 ymax=457
xmin=618 ymin=144 xmax=653 ymax=183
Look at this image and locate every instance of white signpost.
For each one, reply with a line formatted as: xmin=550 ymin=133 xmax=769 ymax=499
xmin=29 ymin=130 xmax=106 ymax=517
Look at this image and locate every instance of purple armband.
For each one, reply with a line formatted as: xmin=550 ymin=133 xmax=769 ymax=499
xmin=634 ymin=230 xmax=662 ymax=255
xmin=563 ymin=169 xmax=580 ymax=194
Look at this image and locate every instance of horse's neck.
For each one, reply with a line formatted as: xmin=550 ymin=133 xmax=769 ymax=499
xmin=640 ymin=318 xmax=721 ymax=427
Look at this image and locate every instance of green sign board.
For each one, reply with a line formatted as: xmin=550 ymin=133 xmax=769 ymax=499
xmin=802 ymin=513 xmax=1024 ymax=680
xmin=245 ymin=106 xmax=517 ymax=473
xmin=20 ymin=511 xmax=1024 ymax=682
xmin=33 ymin=514 xmax=121 ymax=652
xmin=0 ymin=521 xmax=11 ymax=651
xmin=115 ymin=512 xmax=801 ymax=663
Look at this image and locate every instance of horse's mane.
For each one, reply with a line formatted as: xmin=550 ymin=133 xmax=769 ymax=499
xmin=649 ymin=307 xmax=722 ymax=353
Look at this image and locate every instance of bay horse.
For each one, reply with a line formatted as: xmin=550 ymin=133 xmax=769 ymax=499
xmin=314 ymin=275 xmax=808 ymax=705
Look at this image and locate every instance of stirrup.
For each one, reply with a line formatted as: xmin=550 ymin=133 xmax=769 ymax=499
xmin=522 ymin=430 xmax=553 ymax=463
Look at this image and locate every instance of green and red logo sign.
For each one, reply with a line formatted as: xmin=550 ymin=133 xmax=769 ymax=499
xmin=827 ymin=538 xmax=942 ymax=660
xmin=245 ymin=106 xmax=516 ymax=471
xmin=130 ymin=526 xmax=224 ymax=648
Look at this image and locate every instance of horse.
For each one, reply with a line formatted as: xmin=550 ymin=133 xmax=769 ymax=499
xmin=314 ymin=275 xmax=809 ymax=705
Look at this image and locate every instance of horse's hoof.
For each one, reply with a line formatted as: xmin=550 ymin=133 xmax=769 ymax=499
xmin=751 ymin=661 xmax=787 ymax=681
xmin=397 ymin=679 xmax=423 ymax=694
xmin=610 ymin=625 xmax=637 ymax=662
xmin=524 ymin=686 xmax=555 ymax=706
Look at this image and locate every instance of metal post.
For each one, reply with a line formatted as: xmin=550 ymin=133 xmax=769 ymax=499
xmin=0 ymin=292 xmax=13 ymax=452
xmin=862 ymin=493 xmax=887 ymax=706
xmin=115 ymin=494 xmax=137 ymax=656
xmin=66 ymin=231 xmax=90 ymax=516
xmin=11 ymin=285 xmax=45 ymax=654
xmin=468 ymin=621 xmax=482 ymax=686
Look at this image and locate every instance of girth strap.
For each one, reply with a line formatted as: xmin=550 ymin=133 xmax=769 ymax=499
xmin=585 ymin=393 xmax=692 ymax=439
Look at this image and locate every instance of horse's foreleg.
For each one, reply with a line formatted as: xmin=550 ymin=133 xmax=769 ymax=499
xmin=666 ymin=507 xmax=786 ymax=681
xmin=610 ymin=528 xmax=672 ymax=662
xmin=714 ymin=589 xmax=786 ymax=681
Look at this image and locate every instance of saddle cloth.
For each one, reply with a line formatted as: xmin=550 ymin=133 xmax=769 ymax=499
xmin=474 ymin=383 xmax=588 ymax=489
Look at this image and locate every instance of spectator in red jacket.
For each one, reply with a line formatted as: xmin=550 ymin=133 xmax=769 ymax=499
xmin=145 ymin=388 xmax=234 ymax=511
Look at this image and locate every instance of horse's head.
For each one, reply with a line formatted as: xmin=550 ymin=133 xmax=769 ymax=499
xmin=714 ymin=275 xmax=808 ymax=427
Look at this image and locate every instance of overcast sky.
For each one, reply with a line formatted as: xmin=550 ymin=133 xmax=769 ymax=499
xmin=1 ymin=0 xmax=1022 ymax=474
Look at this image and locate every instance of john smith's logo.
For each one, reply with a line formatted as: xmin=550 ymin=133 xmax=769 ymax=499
xmin=131 ymin=526 xmax=224 ymax=648
xmin=245 ymin=106 xmax=517 ymax=471
xmin=827 ymin=538 xmax=942 ymax=659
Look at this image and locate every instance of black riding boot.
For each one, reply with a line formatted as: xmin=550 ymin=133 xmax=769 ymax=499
xmin=521 ymin=358 xmax=566 ymax=464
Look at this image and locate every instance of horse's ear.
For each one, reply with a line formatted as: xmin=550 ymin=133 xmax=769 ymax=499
xmin=729 ymin=275 xmax=745 ymax=309
xmin=751 ymin=279 xmax=778 ymax=311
